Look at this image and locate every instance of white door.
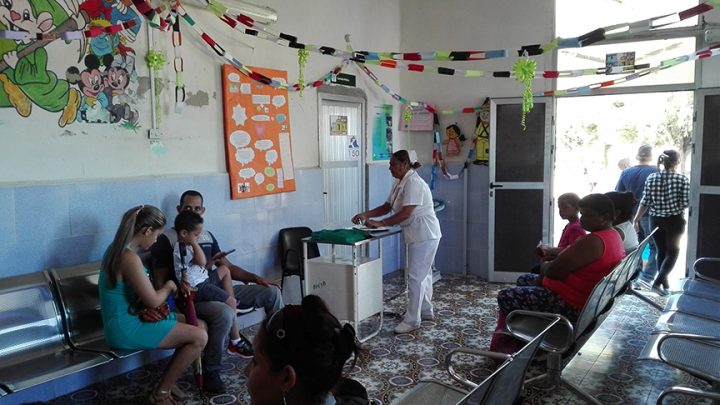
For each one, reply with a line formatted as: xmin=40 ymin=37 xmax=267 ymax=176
xmin=488 ymin=98 xmax=554 ymax=282
xmin=686 ymin=88 xmax=720 ymax=272
xmin=318 ymin=94 xmax=365 ymax=230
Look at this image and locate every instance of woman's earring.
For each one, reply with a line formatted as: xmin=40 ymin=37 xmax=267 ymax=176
xmin=282 ymin=391 xmax=288 ymax=405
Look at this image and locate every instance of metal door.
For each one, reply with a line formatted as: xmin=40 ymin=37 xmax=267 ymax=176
xmin=488 ymin=98 xmax=554 ymax=282
xmin=687 ymin=89 xmax=720 ymax=272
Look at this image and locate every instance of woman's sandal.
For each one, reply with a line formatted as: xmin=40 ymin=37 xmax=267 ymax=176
xmin=148 ymin=388 xmax=181 ymax=405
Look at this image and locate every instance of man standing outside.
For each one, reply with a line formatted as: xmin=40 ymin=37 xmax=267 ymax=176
xmin=152 ymin=190 xmax=283 ymax=393
xmin=616 ymin=145 xmax=658 ymax=287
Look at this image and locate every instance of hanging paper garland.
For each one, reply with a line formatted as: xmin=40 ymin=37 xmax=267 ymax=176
xmin=146 ymin=50 xmax=167 ymax=127
xmin=513 ymin=57 xmax=536 ymax=130
xmin=297 ymin=49 xmax=310 ymax=96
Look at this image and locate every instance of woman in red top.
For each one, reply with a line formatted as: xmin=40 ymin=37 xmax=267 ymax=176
xmin=490 ymin=194 xmax=625 ymax=353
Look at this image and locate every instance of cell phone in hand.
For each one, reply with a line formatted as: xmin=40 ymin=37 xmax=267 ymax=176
xmin=215 ymin=249 xmax=236 ymax=260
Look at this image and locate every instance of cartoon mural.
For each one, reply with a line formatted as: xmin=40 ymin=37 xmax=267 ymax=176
xmin=0 ymin=0 xmax=140 ymax=128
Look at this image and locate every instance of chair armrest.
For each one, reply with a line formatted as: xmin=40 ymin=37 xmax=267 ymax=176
xmin=505 ymin=310 xmax=575 ymax=354
xmin=445 ymin=347 xmax=510 ymax=390
xmin=656 ymin=385 xmax=720 ymax=404
xmin=693 ymin=257 xmax=720 ymax=283
xmin=657 ymin=333 xmax=720 ymax=384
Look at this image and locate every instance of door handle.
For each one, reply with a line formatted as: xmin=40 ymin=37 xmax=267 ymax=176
xmin=489 ymin=182 xmax=504 ymax=189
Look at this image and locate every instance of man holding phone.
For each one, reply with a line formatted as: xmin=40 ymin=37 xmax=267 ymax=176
xmin=151 ymin=190 xmax=283 ymax=394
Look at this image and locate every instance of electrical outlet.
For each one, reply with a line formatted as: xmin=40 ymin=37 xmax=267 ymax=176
xmin=148 ymin=128 xmax=163 ymax=139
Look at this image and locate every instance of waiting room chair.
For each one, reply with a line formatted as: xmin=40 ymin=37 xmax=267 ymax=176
xmin=279 ymin=226 xmax=319 ymax=295
xmin=392 ymin=313 xmax=561 ymax=405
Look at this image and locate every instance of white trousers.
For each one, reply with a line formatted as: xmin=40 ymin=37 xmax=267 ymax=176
xmin=404 ymin=238 xmax=440 ymax=325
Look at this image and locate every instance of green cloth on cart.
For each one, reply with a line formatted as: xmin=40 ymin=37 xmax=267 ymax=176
xmin=311 ymin=228 xmax=371 ymax=244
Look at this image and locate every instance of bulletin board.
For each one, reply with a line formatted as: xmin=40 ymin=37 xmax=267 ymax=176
xmin=222 ymin=65 xmax=296 ymax=200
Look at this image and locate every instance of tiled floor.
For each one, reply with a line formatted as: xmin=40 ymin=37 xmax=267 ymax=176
xmin=47 ymin=272 xmax=713 ymax=404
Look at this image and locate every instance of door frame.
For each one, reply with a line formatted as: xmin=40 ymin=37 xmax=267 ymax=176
xmin=317 ymin=91 xmax=366 ymax=229
xmin=488 ymin=97 xmax=555 ymax=282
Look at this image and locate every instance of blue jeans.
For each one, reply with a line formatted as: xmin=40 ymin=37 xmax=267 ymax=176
xmin=636 ymin=215 xmax=658 ymax=284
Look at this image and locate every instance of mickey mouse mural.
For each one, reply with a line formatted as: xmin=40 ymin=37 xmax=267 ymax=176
xmin=0 ymin=0 xmax=140 ymax=127
xmin=67 ymin=53 xmax=137 ymax=123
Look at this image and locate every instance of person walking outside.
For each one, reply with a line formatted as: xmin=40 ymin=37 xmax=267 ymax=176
xmin=616 ymin=144 xmax=658 ymax=288
xmin=632 ymin=150 xmax=689 ymax=296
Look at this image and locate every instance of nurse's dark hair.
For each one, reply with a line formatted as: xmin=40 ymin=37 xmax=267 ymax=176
xmin=392 ymin=149 xmax=422 ymax=169
xmin=260 ymin=295 xmax=360 ymax=403
xmin=102 ymin=205 xmax=166 ymax=288
xmin=578 ymin=193 xmax=615 ymax=222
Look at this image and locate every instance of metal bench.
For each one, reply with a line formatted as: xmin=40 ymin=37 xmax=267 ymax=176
xmin=638 ymin=257 xmax=720 ymax=403
xmin=0 ymin=272 xmax=112 ymax=394
xmin=499 ymin=237 xmax=650 ymax=405
xmin=391 ymin=314 xmax=561 ymax=405
xmin=49 ymin=262 xmax=142 ymax=358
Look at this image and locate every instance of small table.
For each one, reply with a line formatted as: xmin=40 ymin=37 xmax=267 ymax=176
xmin=303 ymin=228 xmax=401 ymax=342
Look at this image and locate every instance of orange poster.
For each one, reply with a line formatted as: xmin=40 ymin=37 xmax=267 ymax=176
xmin=222 ymin=65 xmax=296 ymax=199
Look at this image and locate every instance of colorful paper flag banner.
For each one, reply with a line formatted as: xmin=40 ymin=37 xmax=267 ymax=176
xmin=176 ymin=4 xmax=348 ymax=91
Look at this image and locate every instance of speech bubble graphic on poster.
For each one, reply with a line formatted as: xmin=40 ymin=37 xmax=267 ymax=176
xmin=255 ymin=139 xmax=273 ymax=151
xmin=227 ymin=72 xmax=241 ymax=83
xmin=265 ymin=149 xmax=278 ymax=164
xmin=254 ymin=173 xmax=265 ymax=185
xmin=271 ymin=95 xmax=286 ymax=108
xmin=238 ymin=168 xmax=256 ymax=179
xmin=235 ymin=148 xmax=255 ymax=165
xmin=230 ymin=130 xmax=251 ymax=148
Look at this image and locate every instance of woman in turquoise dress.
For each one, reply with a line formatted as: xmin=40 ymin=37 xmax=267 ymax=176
xmin=99 ymin=205 xmax=207 ymax=404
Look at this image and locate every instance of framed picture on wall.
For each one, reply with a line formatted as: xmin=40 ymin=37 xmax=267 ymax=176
xmin=221 ymin=65 xmax=296 ymax=199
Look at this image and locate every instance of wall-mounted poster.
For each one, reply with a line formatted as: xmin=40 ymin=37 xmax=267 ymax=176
xmin=372 ymin=104 xmax=393 ymax=161
xmin=330 ymin=115 xmax=348 ymax=135
xmin=399 ymin=105 xmax=434 ymax=131
xmin=222 ymin=65 xmax=296 ymax=200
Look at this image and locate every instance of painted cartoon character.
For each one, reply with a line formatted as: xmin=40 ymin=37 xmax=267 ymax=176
xmin=104 ymin=63 xmax=137 ymax=123
xmin=67 ymin=53 xmax=112 ymax=123
xmin=0 ymin=0 xmax=84 ymax=127
xmin=443 ymin=124 xmax=467 ymax=157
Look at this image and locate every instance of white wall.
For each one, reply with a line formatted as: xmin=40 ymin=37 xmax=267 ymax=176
xmin=396 ymin=0 xmax=555 ymax=163
xmin=0 ymin=0 xmax=401 ymax=183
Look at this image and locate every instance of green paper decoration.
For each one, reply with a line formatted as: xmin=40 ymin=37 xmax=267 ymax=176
xmin=146 ymin=50 xmax=167 ymax=127
xmin=513 ymin=57 xmax=536 ymax=130
xmin=403 ymin=107 xmax=413 ymax=125
xmin=297 ymin=48 xmax=310 ymax=96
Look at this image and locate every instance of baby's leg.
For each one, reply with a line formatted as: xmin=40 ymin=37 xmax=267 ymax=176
xmin=217 ymin=265 xmax=240 ymax=340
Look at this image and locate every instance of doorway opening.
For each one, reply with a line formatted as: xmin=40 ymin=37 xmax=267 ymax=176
xmin=554 ymin=91 xmax=693 ymax=288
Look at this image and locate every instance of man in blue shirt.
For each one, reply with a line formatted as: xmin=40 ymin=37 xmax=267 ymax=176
xmin=616 ymin=145 xmax=658 ymax=286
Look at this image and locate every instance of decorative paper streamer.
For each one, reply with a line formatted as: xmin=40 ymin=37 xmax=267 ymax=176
xmin=357 ymin=43 xmax=720 ymax=116
xmin=513 ymin=57 xmax=537 ymax=130
xmin=355 ymin=56 xmax=651 ymax=79
xmin=0 ymin=19 xmax=140 ymax=41
xmin=146 ymin=50 xmax=167 ymax=127
xmin=176 ymin=4 xmax=347 ymax=91
xmin=170 ymin=6 xmax=186 ymax=113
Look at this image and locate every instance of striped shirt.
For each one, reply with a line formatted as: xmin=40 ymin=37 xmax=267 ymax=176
xmin=640 ymin=171 xmax=689 ymax=217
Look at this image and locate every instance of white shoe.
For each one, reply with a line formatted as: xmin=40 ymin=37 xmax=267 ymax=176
xmin=421 ymin=312 xmax=435 ymax=321
xmin=394 ymin=321 xmax=421 ymax=334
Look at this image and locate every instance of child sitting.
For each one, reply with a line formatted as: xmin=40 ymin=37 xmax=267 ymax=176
xmin=536 ymin=192 xmax=587 ymax=261
xmin=173 ymin=210 xmax=253 ymax=358
xmin=605 ymin=191 xmax=639 ymax=253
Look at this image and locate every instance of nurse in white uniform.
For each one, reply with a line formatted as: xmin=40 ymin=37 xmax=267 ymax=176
xmin=352 ymin=150 xmax=442 ymax=334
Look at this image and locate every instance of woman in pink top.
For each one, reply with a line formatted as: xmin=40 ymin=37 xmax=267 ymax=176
xmin=490 ymin=194 xmax=625 ymax=353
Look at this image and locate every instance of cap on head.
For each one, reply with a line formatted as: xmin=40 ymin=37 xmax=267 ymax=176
xmin=636 ymin=145 xmax=653 ymax=161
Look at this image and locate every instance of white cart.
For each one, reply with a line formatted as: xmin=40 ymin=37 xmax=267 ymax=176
xmin=302 ymin=229 xmax=400 ymax=342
